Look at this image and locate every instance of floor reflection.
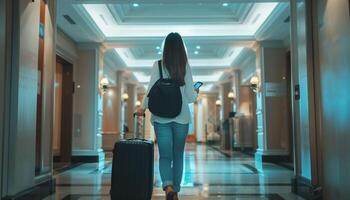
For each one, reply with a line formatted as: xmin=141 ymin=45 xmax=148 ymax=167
xmin=46 ymin=144 xmax=304 ymax=200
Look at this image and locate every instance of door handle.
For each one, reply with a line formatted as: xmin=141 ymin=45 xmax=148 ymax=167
xmin=294 ymin=84 xmax=300 ymax=100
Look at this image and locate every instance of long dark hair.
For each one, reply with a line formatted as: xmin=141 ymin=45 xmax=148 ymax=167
xmin=162 ymin=32 xmax=188 ymax=86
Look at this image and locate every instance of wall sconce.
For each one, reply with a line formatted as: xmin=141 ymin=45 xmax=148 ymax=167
xmin=135 ymin=100 xmax=141 ymax=107
xmin=122 ymin=93 xmax=129 ymax=102
xmin=250 ymin=76 xmax=259 ymax=93
xmin=215 ymin=99 xmax=222 ymax=106
xmin=100 ymin=77 xmax=110 ymax=93
xmin=227 ymin=91 xmax=235 ymax=101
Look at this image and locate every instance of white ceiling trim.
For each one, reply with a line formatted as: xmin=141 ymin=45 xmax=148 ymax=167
xmin=82 ymin=3 xmax=279 ymax=37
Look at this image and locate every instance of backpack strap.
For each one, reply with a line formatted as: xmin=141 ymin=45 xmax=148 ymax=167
xmin=158 ymin=60 xmax=163 ymax=79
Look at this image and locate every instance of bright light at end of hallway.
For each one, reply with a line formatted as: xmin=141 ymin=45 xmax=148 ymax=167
xmin=107 ymin=90 xmax=114 ymax=96
xmin=133 ymin=72 xmax=150 ymax=83
xmin=193 ymin=72 xmax=224 ymax=82
xmin=200 ymin=84 xmax=214 ymax=92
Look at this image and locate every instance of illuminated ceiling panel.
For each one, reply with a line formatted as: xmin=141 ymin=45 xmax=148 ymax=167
xmin=134 ymin=71 xmax=224 ymax=84
xmin=115 ymin=47 xmax=243 ymax=68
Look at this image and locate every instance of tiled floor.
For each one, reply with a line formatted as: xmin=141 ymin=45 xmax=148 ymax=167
xmin=45 ymin=144 xmax=304 ymax=200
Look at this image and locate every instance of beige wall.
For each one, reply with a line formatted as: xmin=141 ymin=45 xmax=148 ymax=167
xmin=238 ymin=86 xmax=255 ymax=148
xmin=316 ymin=0 xmax=350 ymax=198
xmin=263 ymin=48 xmax=290 ymax=151
xmin=3 ymin=0 xmax=56 ymax=196
xmin=73 ymin=49 xmax=98 ymax=151
xmin=126 ymin=84 xmax=136 ymax=133
xmin=255 ymin=42 xmax=290 ymax=162
xmin=102 ymin=86 xmax=119 ymax=132
xmin=56 ymin=31 xmax=104 ymax=157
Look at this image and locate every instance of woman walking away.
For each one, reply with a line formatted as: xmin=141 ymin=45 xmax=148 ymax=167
xmin=137 ymin=32 xmax=199 ymax=200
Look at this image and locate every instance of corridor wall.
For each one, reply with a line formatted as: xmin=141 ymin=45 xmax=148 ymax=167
xmin=315 ymin=0 xmax=350 ymax=198
xmin=0 ymin=0 xmax=7 ymax=197
xmin=2 ymin=0 xmax=56 ymax=197
xmin=56 ymin=30 xmax=104 ymax=161
xmin=290 ymin=2 xmax=320 ymax=197
xmin=72 ymin=47 xmax=103 ymax=160
xmin=238 ymin=86 xmax=255 ymax=149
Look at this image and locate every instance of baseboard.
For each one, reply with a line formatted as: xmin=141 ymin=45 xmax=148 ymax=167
xmin=292 ymin=176 xmax=322 ymax=200
xmin=71 ymin=155 xmax=100 ymax=163
xmin=255 ymin=152 xmax=289 ymax=163
xmin=53 ymin=155 xmax=60 ymax=163
xmin=2 ymin=178 xmax=55 ymax=200
xmin=233 ymin=147 xmax=254 ymax=152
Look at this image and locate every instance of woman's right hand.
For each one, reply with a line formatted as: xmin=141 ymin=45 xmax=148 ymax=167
xmin=135 ymin=107 xmax=145 ymax=116
xmin=195 ymin=88 xmax=199 ymax=94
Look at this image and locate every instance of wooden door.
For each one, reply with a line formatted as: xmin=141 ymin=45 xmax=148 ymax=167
xmin=55 ymin=56 xmax=73 ymax=163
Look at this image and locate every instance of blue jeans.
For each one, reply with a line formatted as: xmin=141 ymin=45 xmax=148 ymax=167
xmin=154 ymin=122 xmax=189 ymax=192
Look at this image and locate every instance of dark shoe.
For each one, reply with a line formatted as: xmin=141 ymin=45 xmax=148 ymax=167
xmin=165 ymin=186 xmax=175 ymax=200
xmin=166 ymin=191 xmax=175 ymax=200
xmin=174 ymin=192 xmax=179 ymax=200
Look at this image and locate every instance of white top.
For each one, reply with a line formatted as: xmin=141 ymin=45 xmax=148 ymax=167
xmin=142 ymin=60 xmax=198 ymax=124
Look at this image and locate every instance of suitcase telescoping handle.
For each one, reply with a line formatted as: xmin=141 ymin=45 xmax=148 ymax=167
xmin=132 ymin=112 xmax=146 ymax=139
xmin=133 ymin=112 xmax=146 ymax=117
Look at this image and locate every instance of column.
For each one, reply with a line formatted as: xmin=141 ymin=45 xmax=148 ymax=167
xmin=220 ymin=81 xmax=233 ymax=120
xmin=96 ymin=46 xmax=105 ymax=160
xmin=219 ymin=85 xmax=224 ymax=122
xmin=233 ymin=70 xmax=241 ymax=112
xmin=72 ymin=43 xmax=105 ymax=162
xmin=115 ymin=70 xmax=125 ymax=137
xmin=219 ymin=81 xmax=233 ymax=150
xmin=254 ymin=41 xmax=290 ymax=167
xmin=231 ymin=70 xmax=243 ymax=150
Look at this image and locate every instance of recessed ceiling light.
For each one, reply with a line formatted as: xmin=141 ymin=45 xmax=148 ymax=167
xmin=158 ymin=51 xmax=162 ymax=55
xmin=194 ymin=51 xmax=199 ymax=55
xmin=196 ymin=45 xmax=201 ymax=49
xmin=132 ymin=3 xmax=139 ymax=7
xmin=156 ymin=46 xmax=160 ymax=50
xmin=222 ymin=3 xmax=229 ymax=7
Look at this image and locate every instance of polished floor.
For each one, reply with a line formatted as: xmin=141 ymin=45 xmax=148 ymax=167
xmin=45 ymin=144 xmax=304 ymax=200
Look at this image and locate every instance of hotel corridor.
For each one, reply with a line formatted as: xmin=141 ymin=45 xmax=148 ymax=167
xmin=47 ymin=144 xmax=302 ymax=200
xmin=1 ymin=0 xmax=350 ymax=199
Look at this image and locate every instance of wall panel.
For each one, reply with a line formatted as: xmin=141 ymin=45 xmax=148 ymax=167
xmin=7 ymin=0 xmax=40 ymax=195
xmin=0 ymin=0 xmax=7 ymax=196
xmin=316 ymin=0 xmax=350 ymax=198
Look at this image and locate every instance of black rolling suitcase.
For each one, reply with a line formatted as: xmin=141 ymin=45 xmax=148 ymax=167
xmin=110 ymin=113 xmax=154 ymax=200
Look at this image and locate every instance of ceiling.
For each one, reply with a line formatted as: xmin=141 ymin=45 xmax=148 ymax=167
xmin=57 ymin=0 xmax=291 ymax=92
